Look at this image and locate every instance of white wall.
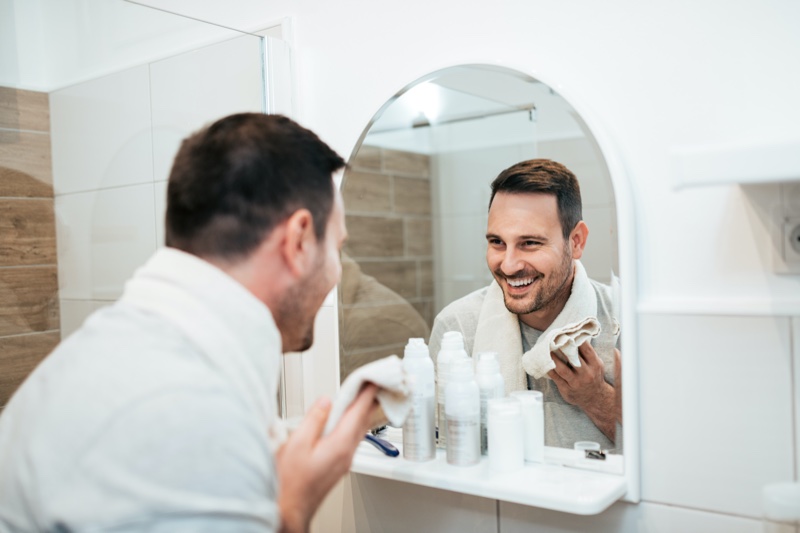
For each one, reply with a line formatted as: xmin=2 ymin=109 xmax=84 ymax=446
xmin=51 ymin=34 xmax=265 ymax=336
xmin=38 ymin=0 xmax=800 ymax=531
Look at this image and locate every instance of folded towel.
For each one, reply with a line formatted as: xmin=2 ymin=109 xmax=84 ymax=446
xmin=473 ymin=260 xmax=602 ymax=388
xmin=324 ymin=355 xmax=410 ymax=435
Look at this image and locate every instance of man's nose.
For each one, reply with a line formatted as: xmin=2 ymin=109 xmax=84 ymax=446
xmin=500 ymin=248 xmax=524 ymax=276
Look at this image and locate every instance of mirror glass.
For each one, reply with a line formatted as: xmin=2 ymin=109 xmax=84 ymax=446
xmin=338 ymin=65 xmax=621 ymax=458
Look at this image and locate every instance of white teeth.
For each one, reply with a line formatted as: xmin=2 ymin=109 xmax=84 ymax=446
xmin=508 ymin=278 xmax=534 ymax=287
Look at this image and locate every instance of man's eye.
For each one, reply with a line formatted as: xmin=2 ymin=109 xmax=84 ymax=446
xmin=524 ymin=241 xmax=541 ymax=247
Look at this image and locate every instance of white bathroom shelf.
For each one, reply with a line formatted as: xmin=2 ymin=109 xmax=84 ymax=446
xmin=351 ymin=441 xmax=627 ymax=515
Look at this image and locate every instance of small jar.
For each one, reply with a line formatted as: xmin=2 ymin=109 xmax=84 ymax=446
xmin=487 ymin=398 xmax=524 ymax=474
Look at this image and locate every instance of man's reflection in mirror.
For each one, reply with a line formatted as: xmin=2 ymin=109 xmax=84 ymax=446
xmin=339 ymin=252 xmax=430 ymax=380
xmin=429 ymin=159 xmax=622 ymax=451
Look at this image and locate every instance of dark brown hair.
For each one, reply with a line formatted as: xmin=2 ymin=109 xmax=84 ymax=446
xmin=489 ymin=159 xmax=582 ymax=239
xmin=165 ymin=113 xmax=345 ymax=260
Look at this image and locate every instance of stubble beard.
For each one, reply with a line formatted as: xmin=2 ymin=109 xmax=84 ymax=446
xmin=498 ymin=244 xmax=574 ymax=317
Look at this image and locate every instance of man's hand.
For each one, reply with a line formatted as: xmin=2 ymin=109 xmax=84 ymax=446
xmin=276 ymin=384 xmax=379 ymax=533
xmin=547 ymin=342 xmax=616 ymax=441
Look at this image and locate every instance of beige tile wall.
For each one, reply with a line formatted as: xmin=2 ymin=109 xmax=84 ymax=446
xmin=340 ymin=146 xmax=433 ymax=379
xmin=0 ymin=87 xmax=59 ymax=410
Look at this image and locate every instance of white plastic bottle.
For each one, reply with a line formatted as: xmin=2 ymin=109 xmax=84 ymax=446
xmin=475 ymin=352 xmax=505 ymax=455
xmin=445 ymin=357 xmax=480 ymax=466
xmin=402 ymin=338 xmax=435 ymax=462
xmin=436 ymin=331 xmax=468 ymax=448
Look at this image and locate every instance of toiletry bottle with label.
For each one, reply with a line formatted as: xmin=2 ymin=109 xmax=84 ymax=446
xmin=475 ymin=352 xmax=505 ymax=455
xmin=436 ymin=331 xmax=468 ymax=448
xmin=510 ymin=390 xmax=544 ymax=462
xmin=445 ymin=357 xmax=480 ymax=466
xmin=487 ymin=397 xmax=524 ymax=474
xmin=402 ymin=338 xmax=435 ymax=461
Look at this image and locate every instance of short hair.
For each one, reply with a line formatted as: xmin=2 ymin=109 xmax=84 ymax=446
xmin=165 ymin=113 xmax=346 ymax=260
xmin=489 ymin=159 xmax=582 ymax=239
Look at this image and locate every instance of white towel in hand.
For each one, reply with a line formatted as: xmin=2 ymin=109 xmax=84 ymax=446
xmin=473 ymin=260 xmax=601 ymax=388
xmin=324 ymin=355 xmax=410 ymax=435
xmin=521 ymin=261 xmax=600 ymax=378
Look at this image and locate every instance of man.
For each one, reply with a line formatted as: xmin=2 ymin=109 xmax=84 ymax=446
xmin=429 ymin=159 xmax=621 ymax=450
xmin=0 ymin=114 xmax=378 ymax=532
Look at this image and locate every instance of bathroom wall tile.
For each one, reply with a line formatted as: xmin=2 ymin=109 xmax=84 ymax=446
xmin=341 ymin=170 xmax=391 ymax=213
xmin=0 ymin=130 xmax=53 ymax=197
xmin=340 ymin=342 xmax=405 ymax=381
xmin=50 ymin=65 xmax=153 ymax=194
xmin=341 ymin=302 xmax=427 ymax=354
xmin=0 ymin=331 xmax=60 ymax=408
xmin=55 ymin=183 xmax=157 ymax=301
xmin=302 ymin=306 xmax=340 ymax=408
xmin=154 ymin=179 xmax=168 ymax=248
xmin=393 ymin=176 xmax=432 ymax=215
xmin=405 ymin=217 xmax=433 ymax=257
xmin=581 ymin=205 xmax=615 ymax=285
xmin=359 ymin=260 xmax=417 ymax=299
xmin=344 ymin=215 xmax=403 ymax=258
xmin=419 ymin=259 xmax=434 ymax=297
xmin=0 ymin=87 xmax=50 ymax=133
xmin=0 ymin=199 xmax=56 ymax=266
xmin=0 ymin=267 xmax=59 ymax=336
xmin=411 ymin=299 xmax=433 ymax=327
xmin=500 ymin=499 xmax=769 ymax=533
xmin=350 ymin=145 xmax=381 ymax=171
xmin=638 ymin=314 xmax=794 ymax=518
xmin=345 ymin=474 xmax=497 ymax=533
xmin=382 ymin=149 xmax=430 ymax=178
xmin=149 ymin=34 xmax=263 ymax=182
xmin=59 ymin=299 xmax=111 ymax=340
xmin=794 ymin=316 xmax=800 ymax=482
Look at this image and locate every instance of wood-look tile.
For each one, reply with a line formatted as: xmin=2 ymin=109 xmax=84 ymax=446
xmin=0 ymin=87 xmax=50 ymax=133
xmin=383 ymin=148 xmax=430 ymax=178
xmin=0 ymin=130 xmax=53 ymax=197
xmin=0 ymin=331 xmax=59 ymax=406
xmin=359 ymin=260 xmax=418 ymax=299
xmin=419 ymin=260 xmax=434 ymax=297
xmin=0 ymin=199 xmax=57 ymax=266
xmin=342 ymin=170 xmax=391 ymax=213
xmin=340 ymin=342 xmax=405 ymax=381
xmin=411 ymin=298 xmax=433 ymax=328
xmin=405 ymin=217 xmax=433 ymax=256
xmin=344 ymin=215 xmax=403 ymax=258
xmin=393 ymin=176 xmax=432 ymax=215
xmin=0 ymin=267 xmax=60 ymax=336
xmin=350 ymin=145 xmax=381 ymax=171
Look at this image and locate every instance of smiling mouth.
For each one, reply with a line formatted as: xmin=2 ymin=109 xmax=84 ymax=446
xmin=507 ymin=277 xmax=535 ymax=287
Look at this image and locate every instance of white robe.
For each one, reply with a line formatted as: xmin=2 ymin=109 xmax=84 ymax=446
xmin=0 ymin=248 xmax=283 ymax=532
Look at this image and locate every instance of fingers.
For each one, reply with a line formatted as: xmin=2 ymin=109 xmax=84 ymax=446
xmin=548 ymin=368 xmax=569 ymax=390
xmin=328 ymin=384 xmax=379 ymax=442
xmin=614 ymin=348 xmax=622 ymax=384
xmin=549 ymin=353 xmax=574 ymax=383
xmin=578 ymin=341 xmax=604 ymax=368
xmin=294 ymin=396 xmax=332 ymax=445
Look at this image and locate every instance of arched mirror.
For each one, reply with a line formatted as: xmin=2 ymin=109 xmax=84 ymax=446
xmin=338 ymin=65 xmax=622 ymax=461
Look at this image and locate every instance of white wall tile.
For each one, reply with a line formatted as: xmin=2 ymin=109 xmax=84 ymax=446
xmin=50 ymin=65 xmax=153 ymax=195
xmin=55 ymin=184 xmax=157 ymax=301
xmin=581 ymin=205 xmax=614 ymax=284
xmin=302 ymin=306 xmax=340 ymax=408
xmin=794 ymin=316 xmax=800 ymax=483
xmin=154 ymin=179 xmax=168 ymax=248
xmin=639 ymin=314 xmax=795 ymax=518
xmin=59 ymin=299 xmax=111 ymax=339
xmin=345 ymin=474 xmax=497 ymax=533
xmin=500 ymin=499 xmax=772 ymax=533
xmin=149 ymin=34 xmax=264 ymax=182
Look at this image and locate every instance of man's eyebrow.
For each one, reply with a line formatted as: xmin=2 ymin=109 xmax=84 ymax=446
xmin=485 ymin=233 xmax=549 ymax=242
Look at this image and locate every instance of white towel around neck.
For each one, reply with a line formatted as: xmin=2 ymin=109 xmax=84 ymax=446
xmin=473 ymin=260 xmax=601 ymax=389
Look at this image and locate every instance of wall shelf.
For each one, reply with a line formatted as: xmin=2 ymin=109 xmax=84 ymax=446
xmin=351 ymin=440 xmax=627 ymax=515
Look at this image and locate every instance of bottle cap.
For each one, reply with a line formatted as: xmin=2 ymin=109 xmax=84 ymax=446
xmin=510 ymin=390 xmax=543 ymax=405
xmin=441 ymin=331 xmax=465 ymax=351
xmin=449 ymin=357 xmax=475 ymax=382
xmin=404 ymin=338 xmax=429 ymax=359
xmin=476 ymin=352 xmax=500 ymax=375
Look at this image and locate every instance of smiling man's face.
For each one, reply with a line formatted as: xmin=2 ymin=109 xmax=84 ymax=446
xmin=486 ymin=191 xmax=575 ymax=325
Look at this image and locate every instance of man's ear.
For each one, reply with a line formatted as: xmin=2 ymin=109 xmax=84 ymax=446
xmin=282 ymin=209 xmax=317 ymax=278
xmin=569 ymin=220 xmax=589 ymax=259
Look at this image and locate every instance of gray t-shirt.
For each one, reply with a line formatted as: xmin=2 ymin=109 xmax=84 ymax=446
xmin=429 ymin=277 xmax=620 ymax=451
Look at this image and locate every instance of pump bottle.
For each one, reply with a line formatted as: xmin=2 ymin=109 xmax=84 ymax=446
xmin=402 ymin=338 xmax=435 ymax=461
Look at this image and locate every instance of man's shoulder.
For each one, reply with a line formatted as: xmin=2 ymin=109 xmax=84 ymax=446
xmin=436 ymin=284 xmax=491 ymax=322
